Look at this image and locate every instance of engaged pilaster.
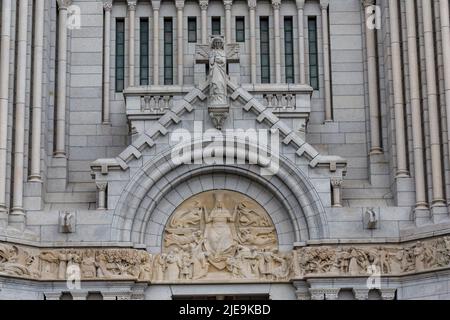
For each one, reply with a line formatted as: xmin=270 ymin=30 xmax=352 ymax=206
xmin=29 ymin=0 xmax=46 ymax=183
xmin=10 ymin=0 xmax=30 ymax=227
xmin=422 ymin=0 xmax=445 ymax=207
xmin=272 ymin=0 xmax=282 ymax=83
xmin=54 ymin=0 xmax=73 ymax=158
xmin=388 ymin=0 xmax=408 ymax=177
xmin=0 ymin=0 xmax=12 ymax=219
xmin=127 ymin=0 xmax=137 ymax=87
xmin=248 ymin=0 xmax=257 ymax=83
xmin=404 ymin=0 xmax=427 ymax=210
xmin=362 ymin=0 xmax=382 ymax=155
xmin=103 ymin=0 xmax=113 ymax=124
xmin=176 ymin=0 xmax=185 ymax=85
xmin=441 ymin=0 xmax=450 ymax=182
xmin=320 ymin=0 xmax=332 ymax=122
xmin=152 ymin=1 xmax=161 ymax=85
xmin=224 ymin=0 xmax=233 ymax=43
xmin=296 ymin=0 xmax=306 ymax=83
xmin=200 ymin=0 xmax=209 ymax=44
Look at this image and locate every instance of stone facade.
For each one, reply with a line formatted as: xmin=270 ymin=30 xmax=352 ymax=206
xmin=0 ymin=0 xmax=450 ymax=300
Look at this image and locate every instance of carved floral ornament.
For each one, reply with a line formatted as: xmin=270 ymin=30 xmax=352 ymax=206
xmin=2 ymin=189 xmax=450 ymax=283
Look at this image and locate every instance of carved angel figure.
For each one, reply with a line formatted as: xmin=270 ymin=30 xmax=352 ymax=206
xmin=208 ymin=37 xmax=228 ymax=107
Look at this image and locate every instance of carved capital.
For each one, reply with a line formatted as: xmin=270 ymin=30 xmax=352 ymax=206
xmin=324 ymin=288 xmax=340 ymax=300
xmin=362 ymin=0 xmax=375 ymax=7
xmin=96 ymin=182 xmax=108 ymax=192
xmin=247 ymin=0 xmax=257 ymax=9
xmin=309 ymin=289 xmax=325 ymax=300
xmin=199 ymin=0 xmax=209 ymax=10
xmin=353 ymin=289 xmax=369 ymax=300
xmin=224 ymin=0 xmax=233 ymax=10
xmin=127 ymin=0 xmax=137 ymax=11
xmin=296 ymin=0 xmax=305 ymax=9
xmin=103 ymin=0 xmax=113 ymax=11
xmin=151 ymin=0 xmax=161 ymax=10
xmin=380 ymin=289 xmax=396 ymax=300
xmin=331 ymin=177 xmax=343 ymax=188
xmin=272 ymin=0 xmax=281 ymax=10
xmin=57 ymin=0 xmax=73 ymax=10
xmin=320 ymin=0 xmax=330 ymax=10
xmin=175 ymin=0 xmax=185 ymax=9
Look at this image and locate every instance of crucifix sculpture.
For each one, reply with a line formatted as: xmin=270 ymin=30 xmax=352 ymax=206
xmin=196 ymin=36 xmax=240 ymax=130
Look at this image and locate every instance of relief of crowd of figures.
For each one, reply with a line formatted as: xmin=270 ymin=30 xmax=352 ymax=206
xmin=1 ymin=192 xmax=450 ymax=282
xmin=2 ymin=236 xmax=450 ymax=283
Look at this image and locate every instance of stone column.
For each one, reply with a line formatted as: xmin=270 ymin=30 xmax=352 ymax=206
xmin=441 ymin=0 xmax=450 ymax=170
xmin=29 ymin=0 xmax=45 ymax=183
xmin=248 ymin=0 xmax=257 ymax=83
xmin=422 ymin=0 xmax=445 ymax=206
xmin=200 ymin=0 xmax=209 ymax=44
xmin=296 ymin=0 xmax=306 ymax=83
xmin=224 ymin=0 xmax=233 ymax=43
xmin=10 ymin=0 xmax=29 ymax=227
xmin=152 ymin=1 xmax=161 ymax=85
xmin=331 ymin=178 xmax=343 ymax=208
xmin=103 ymin=0 xmax=113 ymax=124
xmin=362 ymin=0 xmax=382 ymax=155
xmin=405 ymin=0 xmax=427 ymax=209
xmin=320 ymin=0 xmax=332 ymax=122
xmin=54 ymin=0 xmax=72 ymax=158
xmin=176 ymin=0 xmax=185 ymax=85
xmin=96 ymin=182 xmax=108 ymax=210
xmin=127 ymin=1 xmax=137 ymax=87
xmin=388 ymin=0 xmax=408 ymax=177
xmin=0 ymin=0 xmax=12 ymax=218
xmin=272 ymin=0 xmax=282 ymax=83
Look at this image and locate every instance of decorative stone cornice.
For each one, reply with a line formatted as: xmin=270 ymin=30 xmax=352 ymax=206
xmin=271 ymin=0 xmax=281 ymax=10
xmin=57 ymin=0 xmax=72 ymax=10
xmin=199 ymin=0 xmax=209 ymax=10
xmin=103 ymin=0 xmax=113 ymax=11
xmin=127 ymin=0 xmax=137 ymax=11
xmin=248 ymin=0 xmax=257 ymax=9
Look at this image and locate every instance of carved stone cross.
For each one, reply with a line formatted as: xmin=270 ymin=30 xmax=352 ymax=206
xmin=195 ymin=41 xmax=240 ymax=65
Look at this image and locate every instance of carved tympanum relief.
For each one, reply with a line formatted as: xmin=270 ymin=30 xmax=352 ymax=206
xmin=156 ymin=190 xmax=291 ymax=282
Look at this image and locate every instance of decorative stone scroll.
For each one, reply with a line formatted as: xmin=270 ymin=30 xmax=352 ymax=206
xmin=156 ymin=190 xmax=292 ymax=283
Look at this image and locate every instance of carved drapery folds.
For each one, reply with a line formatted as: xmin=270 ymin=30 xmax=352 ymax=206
xmin=0 ymin=244 xmax=153 ymax=282
xmin=2 ymin=235 xmax=450 ymax=283
xmin=157 ymin=191 xmax=291 ymax=282
xmin=294 ymin=236 xmax=450 ymax=278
